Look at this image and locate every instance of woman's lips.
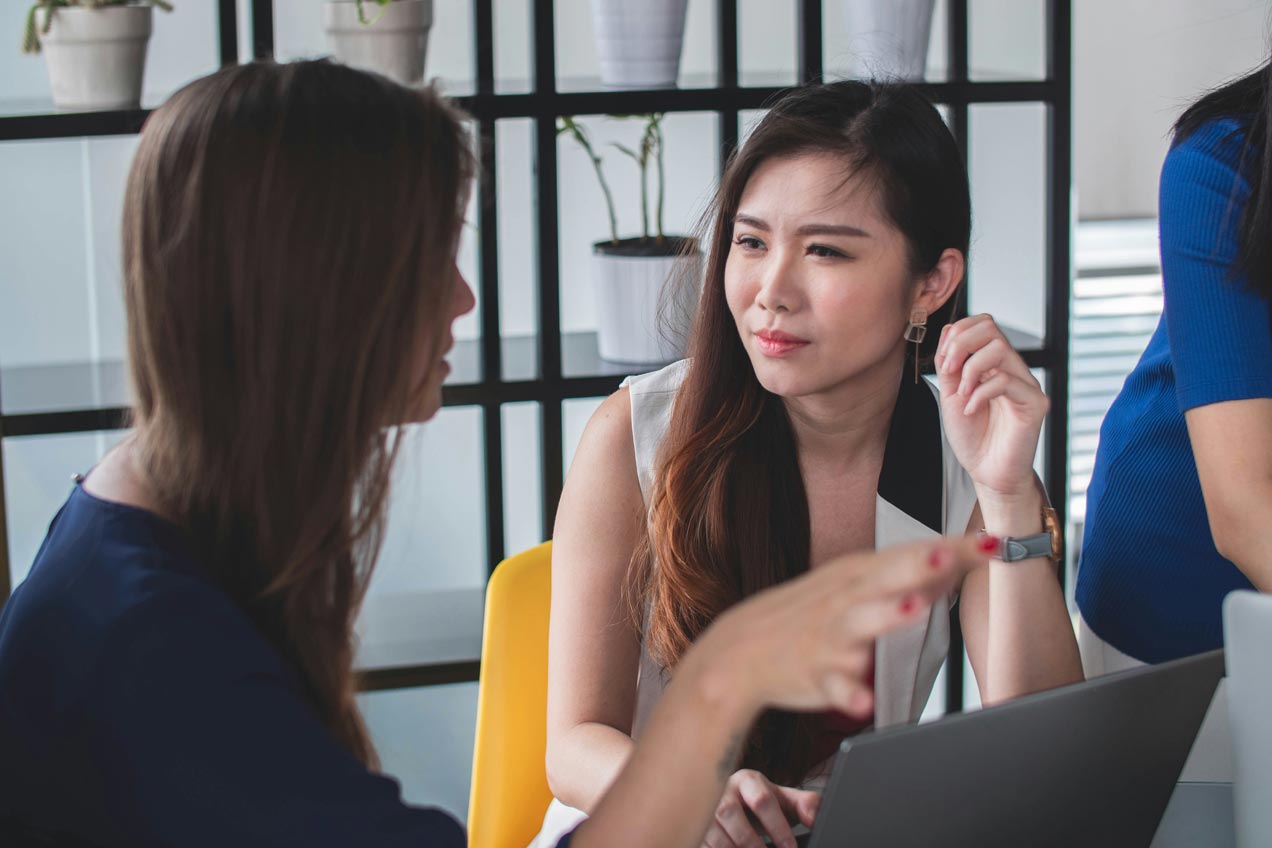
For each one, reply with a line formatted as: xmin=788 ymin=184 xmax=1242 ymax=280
xmin=755 ymin=330 xmax=810 ymax=357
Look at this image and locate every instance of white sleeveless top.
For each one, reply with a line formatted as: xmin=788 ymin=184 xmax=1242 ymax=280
xmin=530 ymin=360 xmax=979 ymax=847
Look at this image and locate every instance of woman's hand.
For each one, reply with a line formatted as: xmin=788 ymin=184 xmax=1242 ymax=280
xmin=690 ymin=536 xmax=992 ymax=721
xmin=701 ymin=770 xmax=819 ymax=848
xmin=934 ymin=314 xmax=1048 ymax=504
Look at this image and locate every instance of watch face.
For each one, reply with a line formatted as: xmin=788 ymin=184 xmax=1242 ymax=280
xmin=1042 ymin=506 xmax=1062 ymax=561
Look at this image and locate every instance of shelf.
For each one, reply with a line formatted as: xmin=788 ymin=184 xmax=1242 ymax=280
xmin=0 ymin=79 xmax=1060 ymax=142
xmin=0 ymin=328 xmax=1050 ymax=437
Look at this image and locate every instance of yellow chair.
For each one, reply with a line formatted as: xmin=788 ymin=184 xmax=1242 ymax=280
xmin=468 ymin=541 xmax=555 ymax=848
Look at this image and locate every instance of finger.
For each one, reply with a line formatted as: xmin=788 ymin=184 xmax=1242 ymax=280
xmin=937 ymin=314 xmax=1009 ymax=378
xmin=772 ymin=786 xmax=823 ymax=830
xmin=715 ymin=796 xmax=764 ymax=848
xmin=738 ymin=776 xmax=797 ymax=848
xmin=953 ymin=337 xmax=1028 ymax=397
xmin=963 ymin=371 xmax=1049 ymax=418
xmin=831 ymin=536 xmax=992 ymax=604
xmin=702 ymin=827 xmax=733 ymax=848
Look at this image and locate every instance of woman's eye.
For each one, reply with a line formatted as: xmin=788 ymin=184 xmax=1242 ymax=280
xmin=733 ymin=235 xmax=764 ymax=250
xmin=808 ymin=244 xmax=846 ymax=259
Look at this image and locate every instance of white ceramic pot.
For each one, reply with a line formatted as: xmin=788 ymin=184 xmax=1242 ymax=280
xmin=37 ymin=5 xmax=153 ymax=110
xmin=593 ymin=238 xmax=701 ymax=364
xmin=324 ymin=0 xmax=432 ymax=86
xmin=591 ymin=0 xmax=689 ymax=89
xmin=843 ymin=0 xmax=936 ymax=81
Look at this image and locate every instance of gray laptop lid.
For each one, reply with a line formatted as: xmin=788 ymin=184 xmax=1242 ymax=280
xmin=807 ymin=649 xmax=1224 ymax=848
xmin=1224 ymin=591 xmax=1272 ymax=848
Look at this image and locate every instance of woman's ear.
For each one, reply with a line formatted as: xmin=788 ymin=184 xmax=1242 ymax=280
xmin=911 ymin=248 xmax=965 ymax=315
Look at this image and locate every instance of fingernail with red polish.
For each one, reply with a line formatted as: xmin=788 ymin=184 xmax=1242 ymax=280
xmin=928 ymin=547 xmax=952 ymax=569
xmin=899 ymin=594 xmax=919 ymax=615
xmin=979 ymin=534 xmax=1001 ymax=554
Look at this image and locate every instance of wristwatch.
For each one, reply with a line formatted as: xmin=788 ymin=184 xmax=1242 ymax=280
xmin=993 ymin=506 xmax=1062 ymax=563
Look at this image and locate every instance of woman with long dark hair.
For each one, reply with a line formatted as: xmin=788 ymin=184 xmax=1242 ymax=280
xmin=1077 ymin=54 xmax=1272 ymax=673
xmin=0 ymin=61 xmax=992 ymax=847
xmin=539 ymin=81 xmax=1083 ymax=848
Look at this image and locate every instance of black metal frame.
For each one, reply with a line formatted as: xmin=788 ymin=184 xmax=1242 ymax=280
xmin=0 ymin=0 xmax=1072 ymax=708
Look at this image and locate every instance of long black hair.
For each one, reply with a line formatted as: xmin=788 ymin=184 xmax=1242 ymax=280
xmin=1174 ymin=55 xmax=1272 ymax=299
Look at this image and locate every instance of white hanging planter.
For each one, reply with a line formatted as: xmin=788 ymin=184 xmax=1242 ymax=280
xmin=36 ymin=5 xmax=153 ymax=110
xmin=593 ymin=237 xmax=701 ymax=365
xmin=843 ymin=0 xmax=936 ymax=81
xmin=324 ymin=0 xmax=433 ymax=87
xmin=591 ymin=0 xmax=689 ymax=89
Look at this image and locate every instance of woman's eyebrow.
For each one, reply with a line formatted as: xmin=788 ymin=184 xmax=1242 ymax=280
xmin=732 ymin=213 xmax=870 ymax=238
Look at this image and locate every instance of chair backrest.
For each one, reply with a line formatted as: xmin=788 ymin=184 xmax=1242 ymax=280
xmin=468 ymin=541 xmax=554 ymax=848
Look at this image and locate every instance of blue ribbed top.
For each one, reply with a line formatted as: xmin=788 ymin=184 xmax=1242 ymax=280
xmin=1076 ymin=116 xmax=1272 ymax=664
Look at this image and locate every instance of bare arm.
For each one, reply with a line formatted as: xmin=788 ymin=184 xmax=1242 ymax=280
xmin=935 ymin=314 xmax=1082 ymax=706
xmin=960 ymin=492 xmax=1082 ymax=707
xmin=1186 ymin=398 xmax=1272 ymax=591
xmin=545 ymin=388 xmax=646 ymax=811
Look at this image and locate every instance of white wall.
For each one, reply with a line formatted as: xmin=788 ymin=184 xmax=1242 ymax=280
xmin=1075 ymin=0 xmax=1272 ymax=220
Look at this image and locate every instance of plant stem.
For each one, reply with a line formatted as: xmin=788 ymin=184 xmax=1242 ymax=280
xmin=654 ymin=115 xmax=666 ymax=243
xmin=561 ymin=117 xmax=619 ymax=244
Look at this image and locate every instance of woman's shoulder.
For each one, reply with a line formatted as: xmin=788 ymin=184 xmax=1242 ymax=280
xmin=620 ymin=358 xmax=691 ymax=397
xmin=1164 ymin=115 xmax=1254 ymax=189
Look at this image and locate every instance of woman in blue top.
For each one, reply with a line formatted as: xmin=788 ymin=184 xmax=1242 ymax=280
xmin=0 ymin=61 xmax=990 ymax=846
xmin=1077 ymin=53 xmax=1272 ymax=671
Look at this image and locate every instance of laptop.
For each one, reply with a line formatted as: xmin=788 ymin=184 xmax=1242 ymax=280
xmin=1224 ymin=591 xmax=1272 ymax=848
xmin=794 ymin=649 xmax=1224 ymax=848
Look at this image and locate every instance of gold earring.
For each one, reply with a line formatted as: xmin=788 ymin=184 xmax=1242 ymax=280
xmin=903 ymin=310 xmax=928 ymax=384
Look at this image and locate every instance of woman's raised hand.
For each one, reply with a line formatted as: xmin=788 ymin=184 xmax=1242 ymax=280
xmin=934 ymin=314 xmax=1048 ymax=504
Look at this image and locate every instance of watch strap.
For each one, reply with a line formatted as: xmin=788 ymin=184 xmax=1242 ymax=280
xmin=1000 ymin=533 xmax=1053 ymax=562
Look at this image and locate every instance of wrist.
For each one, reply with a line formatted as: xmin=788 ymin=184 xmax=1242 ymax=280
xmin=678 ymin=622 xmax=764 ymax=733
xmin=975 ymin=487 xmax=1045 ymax=537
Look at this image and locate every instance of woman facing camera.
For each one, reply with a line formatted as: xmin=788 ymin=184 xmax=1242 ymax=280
xmin=0 ymin=61 xmax=992 ymax=848
xmin=539 ymin=81 xmax=1083 ymax=848
xmin=1078 ymin=54 xmax=1272 ymax=671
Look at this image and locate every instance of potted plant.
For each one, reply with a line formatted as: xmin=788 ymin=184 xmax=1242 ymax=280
xmin=559 ymin=114 xmax=701 ymax=364
xmin=22 ymin=0 xmax=172 ymax=110
xmin=591 ymin=0 xmax=689 ymax=89
xmin=324 ymin=0 xmax=432 ymax=87
xmin=843 ymin=0 xmax=936 ymax=81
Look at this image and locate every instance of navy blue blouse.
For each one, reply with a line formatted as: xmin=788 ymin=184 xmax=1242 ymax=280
xmin=0 ymin=484 xmax=573 ymax=847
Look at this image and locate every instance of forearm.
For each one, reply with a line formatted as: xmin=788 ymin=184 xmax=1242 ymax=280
xmin=976 ymin=493 xmax=1082 ymax=705
xmin=569 ymin=650 xmax=757 ymax=848
xmin=547 ymin=723 xmax=636 ymax=812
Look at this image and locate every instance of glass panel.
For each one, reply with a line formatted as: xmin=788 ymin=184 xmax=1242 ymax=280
xmin=557 ymin=112 xmax=718 ymax=376
xmin=824 ymin=0 xmax=949 ymax=83
xmin=494 ymin=0 xmax=533 ymax=94
xmin=0 ymin=136 xmax=134 ymax=406
xmin=502 ymin=402 xmax=544 ymax=555
xmin=738 ymin=0 xmax=797 ymax=88
xmin=967 ymin=102 xmax=1048 ymax=347
xmin=496 ymin=118 xmax=539 ymax=382
xmin=449 ymin=132 xmax=482 ymax=385
xmin=740 ymin=108 xmax=768 ymax=147
xmin=272 ymin=0 xmax=475 ymax=95
xmin=554 ymin=0 xmax=718 ymax=92
xmin=0 ymin=3 xmax=219 ymax=116
xmin=357 ymin=682 xmax=478 ymax=821
xmin=969 ymin=0 xmax=1046 ymax=82
xmin=356 ymin=408 xmax=486 ymax=669
xmin=562 ymin=397 xmax=605 ymax=478
xmin=4 ymin=429 xmax=127 ymax=589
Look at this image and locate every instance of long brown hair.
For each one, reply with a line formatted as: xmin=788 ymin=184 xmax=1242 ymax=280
xmin=122 ymin=60 xmax=474 ymax=766
xmin=638 ymin=82 xmax=971 ymax=784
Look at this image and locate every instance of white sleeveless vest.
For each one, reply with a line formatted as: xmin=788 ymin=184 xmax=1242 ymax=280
xmin=531 ymin=360 xmax=979 ymax=847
